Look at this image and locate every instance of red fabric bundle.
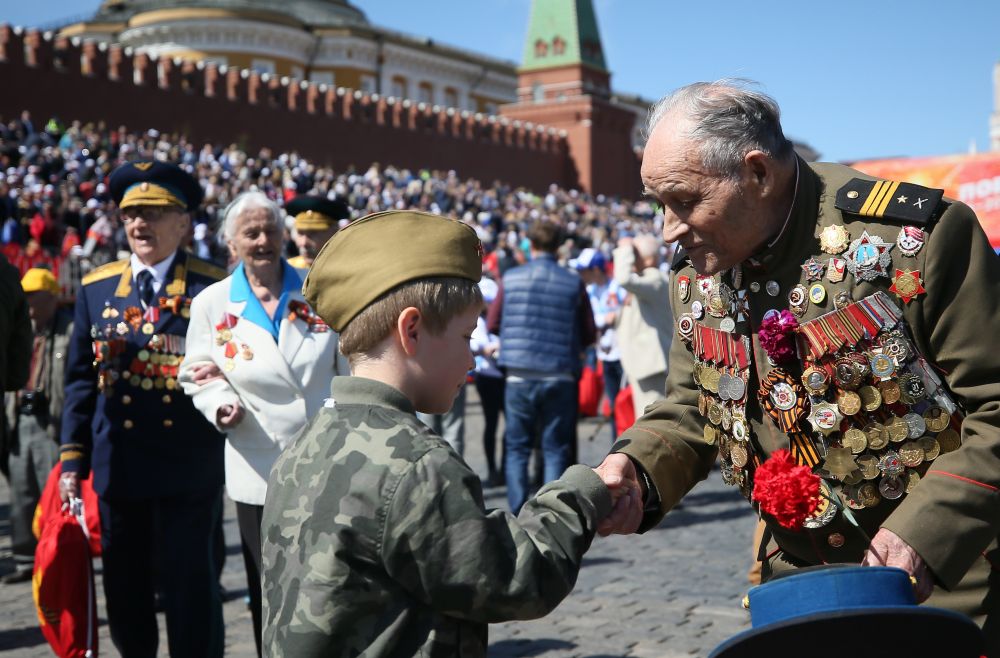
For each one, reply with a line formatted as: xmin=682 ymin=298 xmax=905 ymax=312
xmin=578 ymin=363 xmax=602 ymax=417
xmin=33 ymin=509 xmax=99 ymax=657
xmin=614 ymin=385 xmax=636 ymax=436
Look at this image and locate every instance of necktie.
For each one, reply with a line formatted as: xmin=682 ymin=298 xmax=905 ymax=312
xmin=136 ymin=269 xmax=154 ymax=308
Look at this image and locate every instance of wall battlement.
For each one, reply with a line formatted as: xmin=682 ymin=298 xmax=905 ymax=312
xmin=1 ymin=24 xmax=577 ymax=191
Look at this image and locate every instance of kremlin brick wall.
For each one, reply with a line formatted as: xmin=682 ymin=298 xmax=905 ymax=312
xmin=1 ymin=25 xmax=585 ymax=194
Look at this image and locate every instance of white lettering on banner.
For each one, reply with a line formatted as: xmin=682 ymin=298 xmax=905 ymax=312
xmin=960 ymin=175 xmax=1000 ymax=203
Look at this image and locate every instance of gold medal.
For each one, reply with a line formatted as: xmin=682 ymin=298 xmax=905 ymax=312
xmin=858 ymin=482 xmax=881 ymax=508
xmin=165 ymin=377 xmax=177 ymax=390
xmin=858 ymin=385 xmax=882 ymax=412
xmin=129 ymin=374 xmax=141 ymax=387
xmin=886 ymin=416 xmax=909 ymax=443
xmin=731 ymin=444 xmax=749 ymax=469
xmin=836 ymin=390 xmax=862 ymax=416
xmin=889 ymin=269 xmax=926 ymax=304
xmin=865 ymin=422 xmax=889 ymax=450
xmin=904 ymin=470 xmax=921 ymax=493
xmin=698 ymin=393 xmax=708 ymax=417
xmin=138 ymin=350 xmax=150 ymax=362
xmin=224 ymin=358 xmax=236 ymax=372
xmin=707 ymin=401 xmax=724 ymax=426
xmin=219 ymin=328 xmax=233 ymax=343
xmin=819 ymin=224 xmax=850 ymax=254
xmin=923 ymin=406 xmax=950 ymax=432
xmin=154 ymin=377 xmax=165 ymax=389
xmin=899 ymin=441 xmax=924 ymax=467
xmin=141 ymin=377 xmax=153 ymax=391
xmin=142 ymin=322 xmax=155 ymax=335
xmin=856 ymin=454 xmax=880 ymax=480
xmin=241 ymin=344 xmax=254 ymax=361
xmin=937 ymin=428 xmax=961 ymax=453
xmin=879 ymin=380 xmax=902 ymax=405
xmin=918 ymin=436 xmax=941 ymax=461
xmin=703 ymin=424 xmax=718 ymax=445
xmin=843 ymin=428 xmax=868 ymax=454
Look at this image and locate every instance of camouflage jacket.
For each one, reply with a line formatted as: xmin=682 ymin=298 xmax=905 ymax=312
xmin=262 ymin=376 xmax=611 ymax=657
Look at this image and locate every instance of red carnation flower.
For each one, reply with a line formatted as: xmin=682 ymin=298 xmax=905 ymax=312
xmin=758 ymin=310 xmax=799 ymax=364
xmin=752 ymin=449 xmax=820 ymax=530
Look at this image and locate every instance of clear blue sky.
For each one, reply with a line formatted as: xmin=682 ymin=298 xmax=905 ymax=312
xmin=8 ymin=0 xmax=999 ymax=162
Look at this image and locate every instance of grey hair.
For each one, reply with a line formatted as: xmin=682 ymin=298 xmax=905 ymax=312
xmin=220 ymin=191 xmax=284 ymax=242
xmin=645 ymin=79 xmax=794 ymax=178
xmin=632 ymin=234 xmax=660 ymax=260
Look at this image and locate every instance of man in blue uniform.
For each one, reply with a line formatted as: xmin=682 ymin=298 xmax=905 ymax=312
xmin=59 ymin=161 xmax=227 ymax=658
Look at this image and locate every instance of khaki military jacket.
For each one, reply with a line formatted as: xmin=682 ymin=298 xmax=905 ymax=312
xmin=616 ymin=160 xmax=1000 ymax=594
xmin=262 ymin=376 xmax=611 ymax=658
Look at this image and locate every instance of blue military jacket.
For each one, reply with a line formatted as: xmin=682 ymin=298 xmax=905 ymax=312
xmin=60 ymin=250 xmax=227 ymax=499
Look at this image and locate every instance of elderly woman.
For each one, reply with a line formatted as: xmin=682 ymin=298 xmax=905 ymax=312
xmin=179 ymin=191 xmax=349 ymax=655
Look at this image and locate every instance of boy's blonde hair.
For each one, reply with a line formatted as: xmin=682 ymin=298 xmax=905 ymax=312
xmin=339 ymin=276 xmax=483 ymax=363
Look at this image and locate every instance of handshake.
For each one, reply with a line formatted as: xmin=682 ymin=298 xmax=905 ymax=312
xmin=591 ymin=453 xmax=646 ymax=537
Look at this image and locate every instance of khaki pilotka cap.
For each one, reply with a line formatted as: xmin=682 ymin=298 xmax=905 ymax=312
xmin=302 ymin=210 xmax=484 ymax=332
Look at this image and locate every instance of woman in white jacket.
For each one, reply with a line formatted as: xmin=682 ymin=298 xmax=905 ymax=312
xmin=179 ymin=192 xmax=348 ymax=655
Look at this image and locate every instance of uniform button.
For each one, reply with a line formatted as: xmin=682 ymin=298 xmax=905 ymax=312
xmin=122 ymin=395 xmax=132 ymax=405
xmin=827 ymin=532 xmax=845 ymax=548
xmin=162 ymin=394 xmax=172 ymax=404
xmin=124 ymin=419 xmax=134 ymax=429
xmin=163 ymin=419 xmax=173 ymax=428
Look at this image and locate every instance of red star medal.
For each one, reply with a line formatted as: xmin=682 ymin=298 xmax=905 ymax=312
xmin=889 ymin=269 xmax=925 ymax=303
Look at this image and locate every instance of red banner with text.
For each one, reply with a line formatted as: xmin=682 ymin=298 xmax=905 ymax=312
xmin=851 ymin=153 xmax=1000 ymax=248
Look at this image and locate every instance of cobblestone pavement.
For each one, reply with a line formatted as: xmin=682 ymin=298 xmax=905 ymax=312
xmin=0 ymin=387 xmax=756 ymax=657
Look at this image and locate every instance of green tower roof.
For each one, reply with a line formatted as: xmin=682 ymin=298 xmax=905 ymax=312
xmin=520 ymin=0 xmax=607 ymax=72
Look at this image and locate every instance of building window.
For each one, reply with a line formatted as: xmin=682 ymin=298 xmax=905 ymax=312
xmin=552 ymin=36 xmax=566 ymax=55
xmin=443 ymin=87 xmax=458 ymax=108
xmin=251 ymin=58 xmax=275 ymax=74
xmin=533 ymin=83 xmax=544 ymax=102
xmin=310 ymin=71 xmax=335 ymax=86
xmin=360 ymin=75 xmax=376 ymax=93
xmin=484 ymin=102 xmax=498 ymax=115
xmin=390 ymin=76 xmax=407 ymax=99
xmin=535 ymin=39 xmax=548 ymax=57
xmin=418 ymin=82 xmax=433 ymax=104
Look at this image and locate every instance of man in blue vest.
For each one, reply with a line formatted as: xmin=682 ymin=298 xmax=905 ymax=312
xmin=488 ymin=220 xmax=596 ymax=512
xmin=59 ymin=161 xmax=227 ymax=658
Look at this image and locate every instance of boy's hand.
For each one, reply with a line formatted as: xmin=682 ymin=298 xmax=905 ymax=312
xmin=593 ymin=453 xmax=644 ymax=536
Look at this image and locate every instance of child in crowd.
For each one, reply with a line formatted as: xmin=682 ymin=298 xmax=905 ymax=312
xmin=261 ymin=210 xmax=631 ymax=657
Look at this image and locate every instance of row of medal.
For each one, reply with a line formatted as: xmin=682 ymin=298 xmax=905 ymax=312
xmin=99 ymin=296 xmax=192 ymax=336
xmin=676 ymin=223 xmax=926 ymax=345
xmin=93 ymin=333 xmax=186 ymax=393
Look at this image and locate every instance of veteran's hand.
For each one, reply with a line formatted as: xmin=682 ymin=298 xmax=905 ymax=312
xmin=594 ymin=453 xmax=644 ymax=536
xmin=192 ymin=362 xmax=224 ymax=385
xmin=217 ymin=402 xmax=245 ymax=429
xmin=58 ymin=472 xmax=79 ymax=505
xmin=862 ymin=527 xmax=934 ymax=602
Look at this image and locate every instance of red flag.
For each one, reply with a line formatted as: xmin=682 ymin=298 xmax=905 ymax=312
xmin=34 ymin=465 xmax=101 ymax=556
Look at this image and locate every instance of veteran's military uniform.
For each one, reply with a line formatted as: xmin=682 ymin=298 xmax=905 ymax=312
xmin=262 ymin=210 xmax=612 ymax=657
xmin=60 ymin=161 xmax=228 ymax=657
xmin=616 ymin=159 xmax=1000 ymax=651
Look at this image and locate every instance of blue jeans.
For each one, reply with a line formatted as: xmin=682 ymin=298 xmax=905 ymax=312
xmin=601 ymin=359 xmax=624 ymax=441
xmin=504 ymin=378 xmax=577 ymax=513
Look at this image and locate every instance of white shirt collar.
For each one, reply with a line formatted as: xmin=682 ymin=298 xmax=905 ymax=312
xmin=130 ymin=252 xmax=176 ymax=294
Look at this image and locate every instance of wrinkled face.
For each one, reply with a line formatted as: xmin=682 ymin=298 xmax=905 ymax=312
xmin=641 ymin=120 xmax=765 ymax=275
xmin=228 ymin=207 xmax=283 ymax=273
xmin=413 ymin=305 xmax=479 ymax=415
xmin=123 ymin=205 xmax=190 ymax=266
xmin=293 ymin=226 xmax=338 ymax=263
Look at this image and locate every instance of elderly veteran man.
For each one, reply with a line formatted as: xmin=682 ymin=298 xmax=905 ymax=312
xmin=59 ymin=161 xmax=228 ymax=658
xmin=285 ymin=194 xmax=350 ymax=269
xmin=2 ymin=268 xmax=72 ymax=584
xmin=595 ymin=80 xmax=1000 ymax=650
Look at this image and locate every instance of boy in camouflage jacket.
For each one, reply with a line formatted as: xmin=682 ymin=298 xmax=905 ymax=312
xmin=262 ymin=211 xmax=627 ymax=657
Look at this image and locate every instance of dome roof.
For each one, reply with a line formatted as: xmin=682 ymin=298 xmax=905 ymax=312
xmin=93 ymin=0 xmax=368 ymax=29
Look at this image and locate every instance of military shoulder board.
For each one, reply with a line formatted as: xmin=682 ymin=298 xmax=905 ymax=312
xmin=835 ymin=177 xmax=944 ymax=225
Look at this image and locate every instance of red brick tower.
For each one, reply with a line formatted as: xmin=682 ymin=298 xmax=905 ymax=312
xmin=500 ymin=0 xmax=640 ymax=198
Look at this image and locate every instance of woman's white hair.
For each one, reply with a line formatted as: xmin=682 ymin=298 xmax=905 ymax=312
xmin=645 ymin=79 xmax=794 ymax=179
xmin=219 ymin=191 xmax=283 ymax=242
